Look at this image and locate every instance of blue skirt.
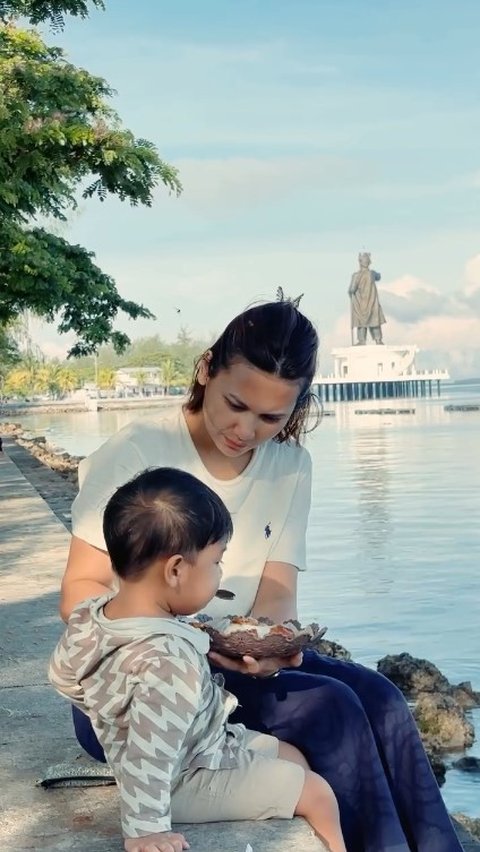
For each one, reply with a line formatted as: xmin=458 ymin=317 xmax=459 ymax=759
xmin=71 ymin=650 xmax=463 ymax=852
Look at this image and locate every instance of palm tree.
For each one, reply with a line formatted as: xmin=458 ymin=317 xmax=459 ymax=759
xmin=3 ymin=368 xmax=31 ymax=398
xmin=159 ymin=357 xmax=180 ymax=395
xmin=136 ymin=370 xmax=148 ymax=396
xmin=97 ymin=368 xmax=117 ymax=391
xmin=56 ymin=367 xmax=77 ymax=397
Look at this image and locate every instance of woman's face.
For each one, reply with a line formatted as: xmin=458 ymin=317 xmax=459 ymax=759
xmin=200 ymin=359 xmax=303 ymax=457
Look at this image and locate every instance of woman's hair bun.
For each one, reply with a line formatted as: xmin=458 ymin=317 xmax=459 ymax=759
xmin=276 ymin=286 xmax=304 ymax=308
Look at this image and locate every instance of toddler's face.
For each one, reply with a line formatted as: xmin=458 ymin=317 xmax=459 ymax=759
xmin=175 ymin=539 xmax=226 ymax=616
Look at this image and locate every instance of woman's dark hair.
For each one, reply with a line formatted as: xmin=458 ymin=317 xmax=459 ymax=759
xmin=185 ymin=296 xmax=320 ymax=443
xmin=103 ymin=467 xmax=233 ymax=579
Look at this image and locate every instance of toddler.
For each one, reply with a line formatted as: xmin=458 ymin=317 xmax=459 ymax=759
xmin=49 ymin=467 xmax=346 ymax=852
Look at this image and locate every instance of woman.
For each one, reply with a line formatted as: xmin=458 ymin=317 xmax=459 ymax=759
xmin=60 ymin=297 xmax=462 ymax=852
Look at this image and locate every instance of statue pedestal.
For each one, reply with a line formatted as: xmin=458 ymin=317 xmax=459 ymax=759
xmin=313 ymin=344 xmax=449 ymax=402
xmin=331 ymin=344 xmax=419 ymax=382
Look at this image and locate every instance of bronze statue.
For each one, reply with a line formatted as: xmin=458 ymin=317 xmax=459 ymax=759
xmin=348 ymin=252 xmax=386 ymax=344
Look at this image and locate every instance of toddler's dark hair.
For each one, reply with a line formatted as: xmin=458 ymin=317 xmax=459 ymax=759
xmin=103 ymin=467 xmax=233 ymax=579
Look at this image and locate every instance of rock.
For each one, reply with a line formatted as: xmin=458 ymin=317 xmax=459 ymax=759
xmin=425 ymin=749 xmax=447 ymax=786
xmin=451 ymin=681 xmax=480 ymax=709
xmin=452 ymin=814 xmax=480 ymax=842
xmin=414 ymin=693 xmax=475 ymax=751
xmin=0 ymin=421 xmax=23 ymax=436
xmin=377 ymin=654 xmax=480 ymax=713
xmin=1 ymin=422 xmax=82 ymax=485
xmin=377 ymin=652 xmax=451 ymax=697
xmin=452 ymin=756 xmax=480 ymax=772
xmin=315 ymin=640 xmax=351 ymax=661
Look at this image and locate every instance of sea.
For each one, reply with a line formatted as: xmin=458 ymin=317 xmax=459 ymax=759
xmin=10 ymin=380 xmax=480 ymax=817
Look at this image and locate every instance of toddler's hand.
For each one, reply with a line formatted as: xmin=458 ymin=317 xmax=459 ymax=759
xmin=124 ymin=831 xmax=189 ymax=852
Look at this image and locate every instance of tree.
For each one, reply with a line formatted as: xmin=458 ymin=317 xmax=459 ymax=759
xmin=3 ymin=367 xmax=31 ymax=397
xmin=56 ymin=365 xmax=77 ymax=395
xmin=170 ymin=327 xmax=205 ymax=380
xmin=0 ymin=2 xmax=105 ymax=27
xmin=159 ymin=356 xmax=181 ymax=395
xmin=135 ymin=369 xmax=148 ymax=395
xmin=35 ymin=361 xmax=77 ymax=396
xmin=96 ymin=367 xmax=116 ymax=390
xmin=0 ymin=325 xmax=20 ymax=379
xmin=0 ymin=7 xmax=181 ymax=357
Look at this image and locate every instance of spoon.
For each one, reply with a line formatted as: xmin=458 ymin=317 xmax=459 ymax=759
xmin=215 ymin=589 xmax=236 ymax=600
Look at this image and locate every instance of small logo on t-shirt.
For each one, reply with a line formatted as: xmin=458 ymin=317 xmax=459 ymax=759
xmin=264 ymin=522 xmax=272 ymax=539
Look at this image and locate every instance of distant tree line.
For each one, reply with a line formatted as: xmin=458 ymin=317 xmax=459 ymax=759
xmin=1 ymin=329 xmax=210 ymax=399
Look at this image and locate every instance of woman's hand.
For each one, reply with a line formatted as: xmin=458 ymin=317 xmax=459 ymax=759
xmin=208 ymin=650 xmax=303 ymax=677
xmin=124 ymin=831 xmax=189 ymax=852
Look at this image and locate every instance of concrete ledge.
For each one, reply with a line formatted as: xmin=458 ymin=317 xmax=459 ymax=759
xmin=0 ymin=685 xmax=324 ymax=851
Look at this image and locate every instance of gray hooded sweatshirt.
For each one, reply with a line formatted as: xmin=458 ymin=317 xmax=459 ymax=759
xmin=49 ymin=596 xmax=248 ymax=837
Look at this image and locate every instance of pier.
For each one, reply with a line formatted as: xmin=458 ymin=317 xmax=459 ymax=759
xmin=313 ymin=344 xmax=449 ymax=403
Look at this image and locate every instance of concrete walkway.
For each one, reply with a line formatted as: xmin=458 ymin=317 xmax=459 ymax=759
xmin=0 ymin=445 xmax=324 ymax=851
xmin=1 ymin=442 xmax=477 ymax=851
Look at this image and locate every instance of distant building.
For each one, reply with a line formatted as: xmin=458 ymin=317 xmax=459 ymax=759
xmin=115 ymin=367 xmax=162 ymax=393
xmin=314 ymin=344 xmax=449 ymax=402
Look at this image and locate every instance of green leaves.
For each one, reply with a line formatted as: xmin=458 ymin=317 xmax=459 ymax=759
xmin=0 ymin=27 xmax=181 ymax=222
xmin=0 ymin=2 xmax=105 ymax=28
xmin=0 ymin=223 xmax=155 ymax=357
xmin=0 ymin=12 xmax=182 ymax=357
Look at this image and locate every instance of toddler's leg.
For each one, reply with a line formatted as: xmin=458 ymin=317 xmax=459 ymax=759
xmin=278 ymin=742 xmax=346 ymax=852
xmin=278 ymin=740 xmax=310 ymax=768
xmin=295 ymin=770 xmax=346 ymax=852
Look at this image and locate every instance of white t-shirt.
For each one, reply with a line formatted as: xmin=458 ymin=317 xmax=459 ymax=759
xmin=72 ymin=406 xmax=312 ymax=618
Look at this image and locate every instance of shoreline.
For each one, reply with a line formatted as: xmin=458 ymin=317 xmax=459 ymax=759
xmin=0 ymin=396 xmax=182 ymax=418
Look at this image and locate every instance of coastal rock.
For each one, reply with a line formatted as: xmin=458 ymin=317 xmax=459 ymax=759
xmin=451 ymin=681 xmax=480 ymax=709
xmin=452 ymin=814 xmax=480 ymax=842
xmin=377 ymin=652 xmax=451 ymax=697
xmin=414 ymin=693 xmax=475 ymax=751
xmin=0 ymin=421 xmax=23 ymax=437
xmin=452 ymin=756 xmax=480 ymax=773
xmin=315 ymin=639 xmax=352 ymax=661
xmin=1 ymin=423 xmax=82 ymax=486
xmin=426 ymin=750 xmax=447 ymax=786
xmin=377 ymin=653 xmax=480 ymax=708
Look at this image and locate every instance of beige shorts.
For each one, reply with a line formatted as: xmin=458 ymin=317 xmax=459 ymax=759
xmin=170 ymin=731 xmax=305 ymax=824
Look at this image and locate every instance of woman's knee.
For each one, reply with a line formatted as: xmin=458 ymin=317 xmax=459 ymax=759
xmin=303 ymin=650 xmax=409 ymax=714
xmin=352 ymin=665 xmax=410 ymax=714
xmin=71 ymin=705 xmax=106 ymax=763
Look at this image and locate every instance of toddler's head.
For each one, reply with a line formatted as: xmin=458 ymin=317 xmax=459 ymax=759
xmin=103 ymin=467 xmax=233 ymax=615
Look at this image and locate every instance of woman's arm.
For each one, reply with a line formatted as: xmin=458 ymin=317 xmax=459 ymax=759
xmin=249 ymin=560 xmax=298 ymax=623
xmin=208 ymin=561 xmax=302 ymax=676
xmin=60 ymin=536 xmax=114 ymax=622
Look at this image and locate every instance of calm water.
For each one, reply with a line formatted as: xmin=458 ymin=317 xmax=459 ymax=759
xmin=11 ymin=382 xmax=480 ymax=815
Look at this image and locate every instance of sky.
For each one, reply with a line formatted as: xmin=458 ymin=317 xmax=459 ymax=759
xmin=31 ymin=0 xmax=480 ymax=377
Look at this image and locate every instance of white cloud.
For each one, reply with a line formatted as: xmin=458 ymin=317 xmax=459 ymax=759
xmin=164 ymin=155 xmax=376 ymax=214
xmin=380 ymin=275 xmax=454 ymax=322
xmin=465 ymin=254 xmax=480 ymax=291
